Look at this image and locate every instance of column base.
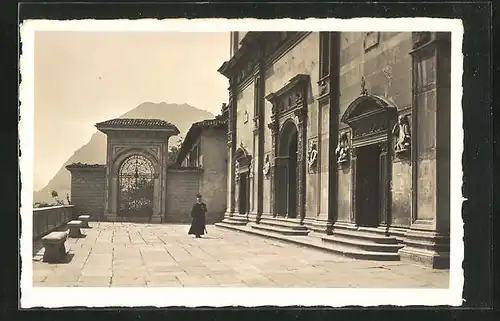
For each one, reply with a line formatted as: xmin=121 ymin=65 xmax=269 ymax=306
xmin=224 ymin=211 xmax=235 ymax=219
xmin=105 ymin=213 xmax=117 ymax=222
xmin=150 ymin=215 xmax=163 ymax=224
xmin=399 ymin=228 xmax=450 ymax=269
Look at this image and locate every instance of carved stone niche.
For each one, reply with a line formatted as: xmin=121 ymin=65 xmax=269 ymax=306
xmin=392 ymin=114 xmax=411 ymax=156
xmin=307 ymin=139 xmax=319 ymax=173
xmin=335 ymin=131 xmax=351 ymax=164
xmin=234 ymin=143 xmax=252 ymax=179
xmin=318 ymin=78 xmax=329 ymax=97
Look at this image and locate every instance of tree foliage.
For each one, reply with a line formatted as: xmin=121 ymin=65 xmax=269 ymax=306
xmin=167 ymin=137 xmax=183 ymax=165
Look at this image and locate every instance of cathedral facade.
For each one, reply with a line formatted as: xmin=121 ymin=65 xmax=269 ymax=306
xmin=217 ymin=31 xmax=451 ymax=268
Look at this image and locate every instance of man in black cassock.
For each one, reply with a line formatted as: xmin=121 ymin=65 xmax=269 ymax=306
xmin=188 ymin=193 xmax=207 ymax=238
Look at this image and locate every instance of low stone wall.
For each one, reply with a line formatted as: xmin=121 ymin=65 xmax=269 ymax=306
xmin=166 ymin=168 xmax=203 ymax=223
xmin=33 ymin=205 xmax=74 ymax=240
xmin=66 ymin=164 xmax=106 ymax=221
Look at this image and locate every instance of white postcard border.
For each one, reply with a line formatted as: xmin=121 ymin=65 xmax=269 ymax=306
xmin=20 ymin=18 xmax=464 ymax=308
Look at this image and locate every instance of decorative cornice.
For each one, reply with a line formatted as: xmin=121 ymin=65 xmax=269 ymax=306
xmin=218 ymin=32 xmax=310 ymax=88
xmin=66 ymin=163 xmax=106 ymax=171
xmin=341 ymin=94 xmax=397 ymax=126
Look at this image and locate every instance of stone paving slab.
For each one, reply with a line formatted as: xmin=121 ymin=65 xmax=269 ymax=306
xmin=32 ymin=222 xmax=450 ymax=288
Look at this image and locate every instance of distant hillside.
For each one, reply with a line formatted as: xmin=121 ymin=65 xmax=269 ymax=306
xmin=33 ymin=102 xmax=214 ymax=204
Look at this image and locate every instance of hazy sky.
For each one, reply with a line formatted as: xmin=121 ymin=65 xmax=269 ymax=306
xmin=33 ymin=31 xmax=230 ymax=190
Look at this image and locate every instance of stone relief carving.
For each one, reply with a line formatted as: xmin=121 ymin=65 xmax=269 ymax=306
xmin=392 ymin=114 xmax=411 ymax=154
xmin=248 ymin=158 xmax=254 ymax=178
xmin=234 ymin=161 xmax=240 ymax=182
xmin=335 ymin=132 xmax=350 ymax=164
xmin=253 ymin=116 xmax=259 ymax=130
xmin=319 ymin=79 xmax=328 ymax=96
xmin=243 ymin=110 xmax=249 ymax=123
xmin=263 ymin=154 xmax=271 ymax=178
xmin=307 ymin=141 xmax=319 ymax=173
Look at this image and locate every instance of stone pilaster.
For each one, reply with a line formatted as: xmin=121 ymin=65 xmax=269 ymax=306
xmin=226 ymin=91 xmax=237 ymax=217
xmin=268 ymin=114 xmax=279 ymax=217
xmin=294 ymin=97 xmax=308 ymax=222
xmin=349 ymin=147 xmax=357 ymax=224
xmin=400 ymin=32 xmax=451 ymax=269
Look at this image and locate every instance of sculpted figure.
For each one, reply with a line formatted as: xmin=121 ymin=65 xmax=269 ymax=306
xmin=335 ymin=132 xmax=350 ymax=163
xmin=263 ymin=155 xmax=271 ymax=176
xmin=307 ymin=142 xmax=318 ymax=170
xmin=392 ymin=115 xmax=411 ymax=153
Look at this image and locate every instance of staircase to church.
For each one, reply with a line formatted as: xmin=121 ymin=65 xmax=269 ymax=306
xmin=320 ymin=224 xmax=404 ymax=261
xmin=216 ymin=216 xmax=404 ymax=261
xmin=220 ymin=214 xmax=249 ymax=226
xmin=249 ymin=216 xmax=309 ymax=236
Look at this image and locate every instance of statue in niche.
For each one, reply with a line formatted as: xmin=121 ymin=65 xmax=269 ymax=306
xmin=263 ymin=154 xmax=271 ymax=177
xmin=295 ymin=91 xmax=303 ymax=104
xmin=392 ymin=114 xmax=411 ymax=153
xmin=307 ymin=141 xmax=318 ymax=172
xmin=319 ymin=80 xmax=328 ymax=95
xmin=335 ymin=132 xmax=350 ymax=163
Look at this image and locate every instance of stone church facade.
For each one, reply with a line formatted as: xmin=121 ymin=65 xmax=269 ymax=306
xmin=217 ymin=31 xmax=451 ymax=268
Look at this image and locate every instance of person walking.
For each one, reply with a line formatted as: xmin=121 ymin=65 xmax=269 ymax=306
xmin=188 ymin=193 xmax=207 ymax=238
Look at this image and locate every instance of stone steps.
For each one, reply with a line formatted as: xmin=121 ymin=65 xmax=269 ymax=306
xmin=221 ymin=215 xmax=249 ymax=226
xmin=322 ymin=235 xmax=403 ymax=253
xmin=249 ymin=223 xmax=309 ymax=236
xmin=215 ymin=223 xmax=399 ymax=261
xmin=257 ymin=217 xmax=308 ymax=230
xmin=330 ymin=227 xmax=400 ymax=244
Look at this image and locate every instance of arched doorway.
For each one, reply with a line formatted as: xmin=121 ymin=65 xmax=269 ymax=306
xmin=234 ymin=145 xmax=252 ymax=215
xmin=118 ymin=154 xmax=155 ymax=219
xmin=341 ymin=93 xmax=397 ymax=228
xmin=276 ymin=120 xmax=299 ymax=218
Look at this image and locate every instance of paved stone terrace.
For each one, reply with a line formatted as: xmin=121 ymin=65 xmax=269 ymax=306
xmin=33 ymin=222 xmax=449 ymax=288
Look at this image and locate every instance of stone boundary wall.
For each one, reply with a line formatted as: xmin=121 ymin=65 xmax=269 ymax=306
xmin=166 ymin=168 xmax=203 ymax=223
xmin=66 ymin=164 xmax=106 ymax=221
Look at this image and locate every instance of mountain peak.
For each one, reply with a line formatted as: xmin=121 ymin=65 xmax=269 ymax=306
xmin=34 ymin=102 xmax=215 ymax=203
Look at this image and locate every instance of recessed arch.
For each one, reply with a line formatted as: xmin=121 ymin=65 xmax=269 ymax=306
xmin=112 ymin=148 xmax=159 ymax=177
xmin=278 ymin=119 xmax=298 ymax=157
xmin=117 ymin=154 xmax=155 ymax=219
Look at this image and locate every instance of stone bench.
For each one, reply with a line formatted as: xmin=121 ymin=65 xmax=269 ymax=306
xmin=67 ymin=220 xmax=84 ymax=238
xmin=78 ymin=215 xmax=91 ymax=228
xmin=41 ymin=231 xmax=68 ymax=263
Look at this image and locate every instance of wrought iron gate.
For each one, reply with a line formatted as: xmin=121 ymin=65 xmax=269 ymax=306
xmin=118 ymin=155 xmax=155 ymax=218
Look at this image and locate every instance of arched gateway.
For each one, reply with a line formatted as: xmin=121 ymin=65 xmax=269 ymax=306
xmin=118 ymin=154 xmax=155 ymax=218
xmin=96 ymin=118 xmax=179 ymax=223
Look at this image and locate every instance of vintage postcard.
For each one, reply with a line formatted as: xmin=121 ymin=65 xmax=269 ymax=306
xmin=19 ymin=18 xmax=464 ymax=307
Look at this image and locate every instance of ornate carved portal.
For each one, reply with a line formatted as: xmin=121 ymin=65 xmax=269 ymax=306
xmin=234 ymin=145 xmax=252 ymax=215
xmin=341 ymin=93 xmax=397 ymax=227
xmin=266 ymin=74 xmax=309 ymax=220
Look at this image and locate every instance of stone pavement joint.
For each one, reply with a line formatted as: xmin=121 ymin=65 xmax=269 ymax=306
xmin=33 ymin=222 xmax=449 ymax=288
